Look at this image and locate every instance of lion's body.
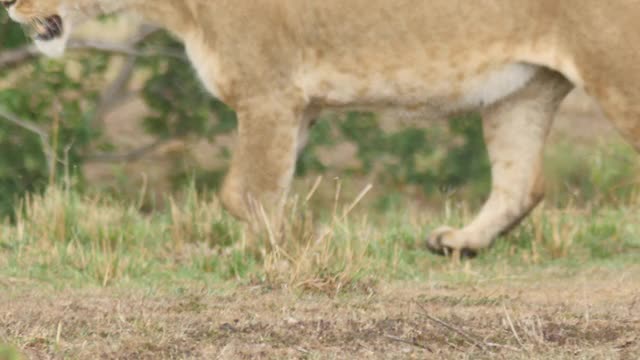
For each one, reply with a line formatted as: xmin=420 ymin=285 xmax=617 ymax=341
xmin=160 ymin=1 xmax=574 ymax=110
xmin=7 ymin=0 xmax=640 ymax=253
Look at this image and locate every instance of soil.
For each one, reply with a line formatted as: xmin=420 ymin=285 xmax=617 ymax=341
xmin=2 ymin=266 xmax=639 ymax=359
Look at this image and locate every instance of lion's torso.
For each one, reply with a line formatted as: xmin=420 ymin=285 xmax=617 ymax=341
xmin=154 ymin=0 xmax=600 ymax=120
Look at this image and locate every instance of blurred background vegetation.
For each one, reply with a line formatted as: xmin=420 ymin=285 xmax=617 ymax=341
xmin=0 ymin=13 xmax=639 ymax=219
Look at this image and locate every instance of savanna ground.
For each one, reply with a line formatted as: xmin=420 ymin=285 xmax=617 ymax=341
xmin=1 ymin=94 xmax=640 ymax=359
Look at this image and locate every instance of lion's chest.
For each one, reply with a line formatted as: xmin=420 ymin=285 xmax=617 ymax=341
xmin=184 ymin=33 xmax=223 ymax=98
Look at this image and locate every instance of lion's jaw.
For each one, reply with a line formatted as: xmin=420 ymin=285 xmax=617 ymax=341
xmin=7 ymin=0 xmax=135 ymax=58
xmin=32 ymin=18 xmax=71 ymax=58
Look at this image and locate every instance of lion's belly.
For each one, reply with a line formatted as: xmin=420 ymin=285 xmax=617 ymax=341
xmin=295 ymin=62 xmax=538 ymax=118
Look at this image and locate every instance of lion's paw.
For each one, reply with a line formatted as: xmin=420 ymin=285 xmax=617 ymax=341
xmin=425 ymin=226 xmax=477 ymax=258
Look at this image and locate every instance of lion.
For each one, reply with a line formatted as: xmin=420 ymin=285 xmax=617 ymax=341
xmin=4 ymin=0 xmax=639 ymax=256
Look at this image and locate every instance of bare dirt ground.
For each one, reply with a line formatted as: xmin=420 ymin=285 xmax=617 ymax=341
xmin=2 ymin=266 xmax=639 ymax=359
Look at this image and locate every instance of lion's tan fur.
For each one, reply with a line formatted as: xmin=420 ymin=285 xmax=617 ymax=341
xmin=8 ymin=0 xmax=640 ymax=253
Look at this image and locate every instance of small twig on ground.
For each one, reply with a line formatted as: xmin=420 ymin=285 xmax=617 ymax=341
xmin=384 ymin=334 xmax=433 ymax=353
xmin=416 ymin=301 xmax=523 ymax=353
xmin=415 ymin=301 xmax=487 ymax=351
xmin=485 ymin=342 xmax=522 ymax=352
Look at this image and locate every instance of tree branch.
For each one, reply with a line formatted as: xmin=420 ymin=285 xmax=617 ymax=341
xmin=0 ymin=106 xmax=49 ymax=139
xmin=0 ymin=106 xmax=55 ymax=178
xmin=0 ymin=44 xmax=39 ymax=68
xmin=66 ymin=38 xmax=187 ymax=60
xmin=93 ymin=55 xmax=137 ymax=127
xmin=0 ymin=27 xmax=186 ymax=68
xmin=84 ymin=138 xmax=174 ymax=163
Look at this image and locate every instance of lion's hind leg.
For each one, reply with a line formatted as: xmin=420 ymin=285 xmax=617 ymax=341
xmin=426 ymin=69 xmax=573 ymax=256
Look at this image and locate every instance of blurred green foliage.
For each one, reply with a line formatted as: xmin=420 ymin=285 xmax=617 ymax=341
xmin=0 ymin=13 xmax=100 ymax=214
xmin=300 ymin=111 xmax=490 ymax=196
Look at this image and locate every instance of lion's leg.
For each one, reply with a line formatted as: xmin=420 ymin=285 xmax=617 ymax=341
xmin=220 ymin=93 xmax=305 ymax=221
xmin=427 ymin=69 xmax=573 ymax=256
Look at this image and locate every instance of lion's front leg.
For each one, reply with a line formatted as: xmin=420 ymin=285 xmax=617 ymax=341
xmin=220 ymin=93 xmax=305 ymax=222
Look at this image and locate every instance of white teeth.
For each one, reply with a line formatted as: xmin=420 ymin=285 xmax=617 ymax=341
xmin=34 ymin=22 xmax=47 ymax=34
